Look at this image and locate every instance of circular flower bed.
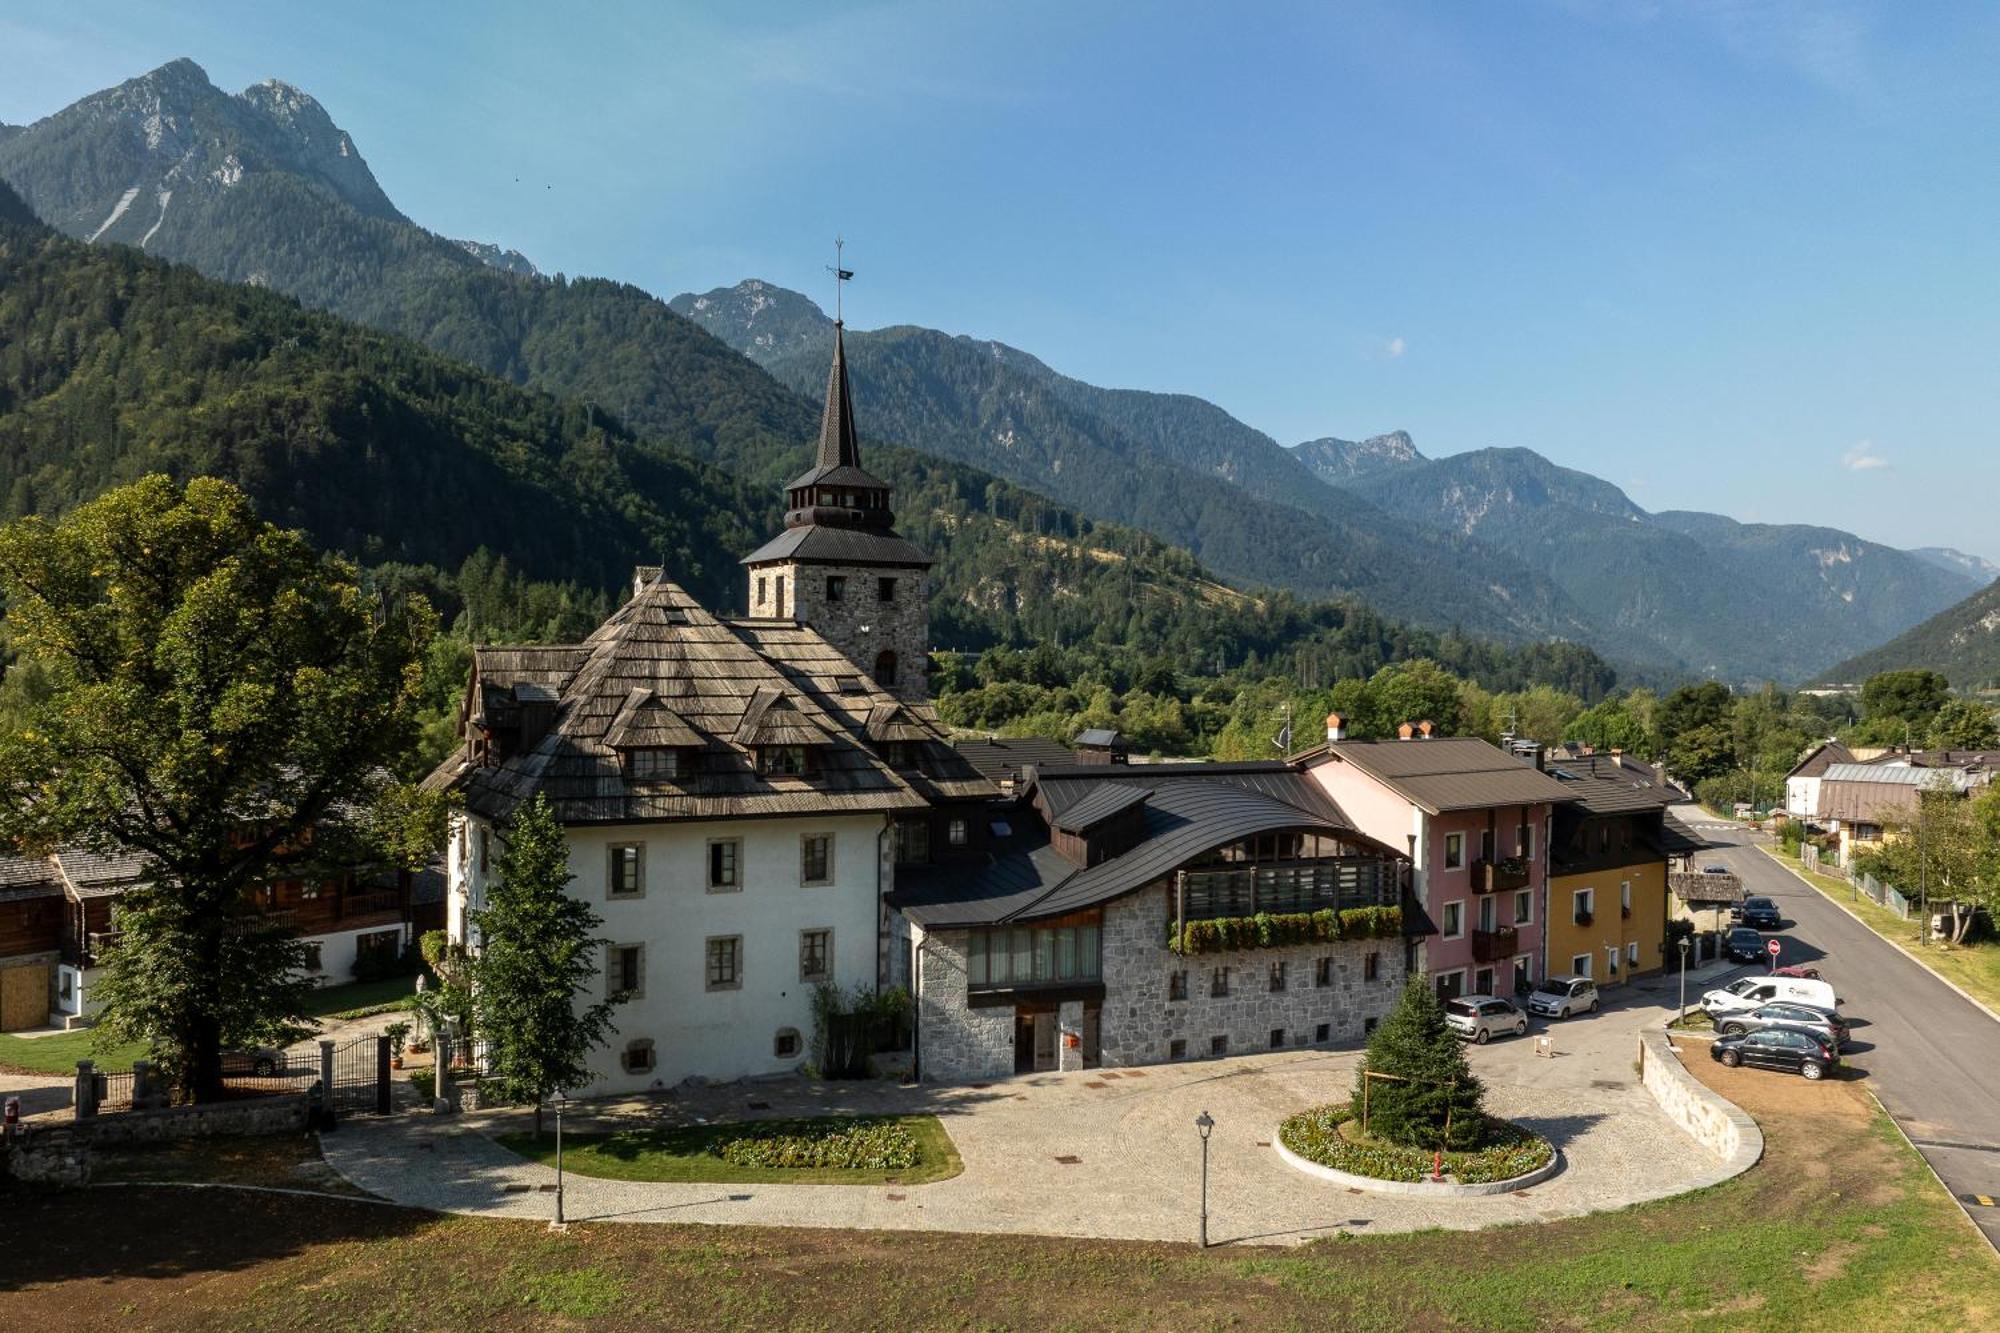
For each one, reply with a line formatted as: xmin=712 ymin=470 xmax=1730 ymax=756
xmin=713 ymin=1119 xmax=920 ymax=1171
xmin=1278 ymin=1104 xmax=1553 ymax=1185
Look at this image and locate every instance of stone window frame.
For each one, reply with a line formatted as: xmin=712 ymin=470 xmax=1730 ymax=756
xmin=607 ymin=942 xmax=645 ymax=999
xmin=1440 ymin=899 xmax=1465 ymax=940
xmin=876 ymin=576 xmax=897 ymax=602
xmin=1210 ymin=966 xmax=1231 ymax=998
xmin=774 ymin=1027 xmax=803 ymax=1059
xmin=1443 ymin=832 xmax=1465 ymax=870
xmin=825 ymin=574 xmax=847 ymax=602
xmin=1364 ymin=951 xmax=1380 ymax=981
xmin=608 ymin=842 xmax=645 ymax=900
xmin=799 ymin=927 xmax=833 ymax=983
xmin=1315 ymin=1022 xmax=1331 ymax=1042
xmin=706 ymin=935 xmax=743 ymax=991
xmin=1209 ymin=1034 xmax=1228 ymax=1057
xmin=1269 ymin=960 xmax=1287 ymax=993
xmin=707 ymin=838 xmax=742 ymax=893
xmin=1168 ymin=970 xmax=1188 ymax=1002
xmin=800 ymin=832 xmax=835 ymax=887
xmin=1169 ymin=1038 xmax=1188 ymax=1060
xmin=1269 ymin=1027 xmax=1286 ymax=1050
xmin=1364 ymin=1016 xmax=1380 ymax=1035
xmin=1313 ymin=957 xmax=1333 ymax=988
xmin=622 ymin=1039 xmax=656 ymax=1074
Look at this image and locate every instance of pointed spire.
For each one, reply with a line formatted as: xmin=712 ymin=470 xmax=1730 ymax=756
xmin=815 ymin=322 xmax=862 ymax=472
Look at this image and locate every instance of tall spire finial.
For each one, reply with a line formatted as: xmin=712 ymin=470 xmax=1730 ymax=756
xmin=826 ymin=236 xmax=853 ymax=327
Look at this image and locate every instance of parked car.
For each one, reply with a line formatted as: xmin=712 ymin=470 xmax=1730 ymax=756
xmin=1701 ymin=863 xmax=1734 ymax=876
xmin=1701 ymin=974 xmax=1840 ymax=1017
xmin=219 ymin=1046 xmax=300 ymax=1077
xmin=1445 ymin=995 xmax=1530 ymax=1044
xmin=1714 ymin=1001 xmax=1848 ymax=1049
xmin=1526 ymin=975 xmax=1600 ymax=1020
xmin=1773 ymin=964 xmax=1823 ymax=980
xmin=1732 ymin=896 xmax=1784 ymax=929
xmin=1709 ymin=1028 xmax=1840 ymax=1080
xmin=1723 ymin=926 xmax=1767 ymax=963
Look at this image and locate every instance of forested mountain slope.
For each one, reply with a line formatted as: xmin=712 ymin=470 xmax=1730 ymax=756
xmin=1820 ymin=578 xmax=2000 ymax=689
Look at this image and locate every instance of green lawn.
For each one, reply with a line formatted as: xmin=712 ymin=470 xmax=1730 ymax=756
xmin=0 ymin=1024 xmax=147 ymax=1075
xmin=1763 ymin=845 xmax=2000 ymax=1015
xmin=302 ymin=975 xmax=418 ymax=1021
xmin=496 ymin=1114 xmax=963 ymax=1186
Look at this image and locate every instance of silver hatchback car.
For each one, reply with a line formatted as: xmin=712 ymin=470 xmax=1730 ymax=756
xmin=1445 ymin=995 xmax=1530 ymax=1044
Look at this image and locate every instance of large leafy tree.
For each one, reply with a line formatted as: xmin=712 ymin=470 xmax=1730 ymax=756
xmin=471 ymin=792 xmax=622 ymax=1135
xmin=1929 ymin=698 xmax=2000 ymax=751
xmin=0 ymin=476 xmax=436 ymax=1100
xmin=1353 ymin=978 xmax=1486 ymax=1150
xmin=1857 ymin=669 xmax=1952 ymax=744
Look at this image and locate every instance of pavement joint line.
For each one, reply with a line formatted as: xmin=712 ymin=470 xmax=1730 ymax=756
xmin=1755 ymin=844 xmax=2000 ymax=1030
xmin=1865 ymin=1085 xmax=1999 ymax=1257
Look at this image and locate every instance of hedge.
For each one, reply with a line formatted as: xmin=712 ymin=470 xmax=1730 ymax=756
xmin=1277 ymin=1103 xmax=1552 ymax=1185
xmin=713 ymin=1120 xmax=920 ymax=1171
xmin=1168 ymin=905 xmax=1402 ymax=956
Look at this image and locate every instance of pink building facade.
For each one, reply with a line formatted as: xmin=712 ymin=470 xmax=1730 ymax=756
xmin=1300 ymin=717 xmax=1572 ymax=1001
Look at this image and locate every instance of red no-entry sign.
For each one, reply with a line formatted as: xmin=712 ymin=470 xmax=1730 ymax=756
xmin=1766 ymin=939 xmax=1781 ymax=958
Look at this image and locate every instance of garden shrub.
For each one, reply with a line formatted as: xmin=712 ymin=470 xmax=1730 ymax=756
xmin=713 ymin=1119 xmax=920 ymax=1170
xmin=1278 ymin=1103 xmax=1552 ymax=1185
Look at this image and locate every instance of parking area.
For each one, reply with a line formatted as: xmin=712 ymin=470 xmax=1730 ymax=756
xmin=321 ymin=965 xmax=1745 ymax=1245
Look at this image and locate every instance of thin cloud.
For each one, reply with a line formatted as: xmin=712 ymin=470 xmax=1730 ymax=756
xmin=1384 ymin=336 xmax=1406 ymax=359
xmin=1841 ymin=440 xmax=1888 ymax=471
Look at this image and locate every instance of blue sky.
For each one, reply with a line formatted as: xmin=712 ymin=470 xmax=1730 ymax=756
xmin=4 ymin=1 xmax=1997 ymax=561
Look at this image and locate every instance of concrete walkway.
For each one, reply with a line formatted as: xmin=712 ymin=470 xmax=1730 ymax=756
xmin=320 ymin=960 xmax=1753 ymax=1246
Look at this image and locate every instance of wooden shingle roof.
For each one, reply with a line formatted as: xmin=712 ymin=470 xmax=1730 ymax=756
xmin=428 ymin=571 xmax=994 ymax=824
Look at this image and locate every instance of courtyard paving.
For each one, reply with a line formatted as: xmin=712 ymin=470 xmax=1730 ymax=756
xmin=318 ymin=959 xmax=1751 ymax=1246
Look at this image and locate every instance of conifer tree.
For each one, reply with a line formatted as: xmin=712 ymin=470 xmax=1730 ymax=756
xmin=471 ymin=793 xmax=621 ymax=1134
xmin=1353 ymin=977 xmax=1486 ymax=1149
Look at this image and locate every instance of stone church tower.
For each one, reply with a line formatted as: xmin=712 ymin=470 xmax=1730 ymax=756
xmin=742 ymin=324 xmax=933 ymax=701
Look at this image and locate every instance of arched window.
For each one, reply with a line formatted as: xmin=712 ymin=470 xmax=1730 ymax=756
xmin=874 ymin=650 xmax=898 ymax=687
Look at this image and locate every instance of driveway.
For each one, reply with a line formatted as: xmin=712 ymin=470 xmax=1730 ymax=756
xmin=321 ymin=965 xmax=1743 ymax=1246
xmin=1684 ymin=809 xmax=2000 ymax=1250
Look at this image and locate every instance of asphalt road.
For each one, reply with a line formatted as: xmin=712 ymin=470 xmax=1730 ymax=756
xmin=1680 ymin=808 xmax=2000 ymax=1249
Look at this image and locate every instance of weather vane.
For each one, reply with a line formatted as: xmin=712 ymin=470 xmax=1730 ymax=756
xmin=827 ymin=236 xmax=854 ymax=325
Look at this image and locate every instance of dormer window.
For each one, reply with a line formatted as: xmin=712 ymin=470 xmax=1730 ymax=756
xmin=627 ymin=748 xmax=682 ymax=782
xmin=757 ymin=745 xmax=810 ymax=777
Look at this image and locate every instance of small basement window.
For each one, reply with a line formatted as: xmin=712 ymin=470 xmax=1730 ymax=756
xmin=774 ymin=1028 xmax=802 ymax=1059
xmin=623 ymin=1040 xmax=656 ymax=1074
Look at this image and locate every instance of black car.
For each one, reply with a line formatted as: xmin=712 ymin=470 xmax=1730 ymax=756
xmin=1710 ymin=1028 xmax=1839 ymax=1080
xmin=1734 ymin=896 xmax=1783 ymax=929
xmin=1723 ymin=926 xmax=1766 ymax=963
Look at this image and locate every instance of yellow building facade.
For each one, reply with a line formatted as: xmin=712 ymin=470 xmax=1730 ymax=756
xmin=1545 ymin=857 xmax=1669 ymax=986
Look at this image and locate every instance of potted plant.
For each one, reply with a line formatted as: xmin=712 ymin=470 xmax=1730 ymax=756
xmin=384 ymin=1021 xmax=412 ymax=1070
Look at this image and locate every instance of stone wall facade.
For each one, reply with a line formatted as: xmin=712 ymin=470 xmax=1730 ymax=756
xmin=749 ymin=560 xmax=929 ymax=702
xmin=1099 ymin=885 xmax=1406 ymax=1064
xmin=912 ymin=924 xmax=1014 ymax=1082
xmin=911 ymin=885 xmax=1409 ymax=1083
xmin=80 ymin=1092 xmax=312 ymax=1143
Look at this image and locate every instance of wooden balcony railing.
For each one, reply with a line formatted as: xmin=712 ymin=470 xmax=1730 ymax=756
xmin=1471 ymin=926 xmax=1518 ymax=964
xmin=1177 ymin=857 xmax=1396 ymax=921
xmin=1472 ymin=857 xmax=1530 ymax=894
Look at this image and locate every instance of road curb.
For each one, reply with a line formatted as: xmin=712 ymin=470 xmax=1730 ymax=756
xmin=1756 ymin=846 xmax=2000 ymax=1029
xmin=1862 ymin=1087 xmax=1999 ymax=1257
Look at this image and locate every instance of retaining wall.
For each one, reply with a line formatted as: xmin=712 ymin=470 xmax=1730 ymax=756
xmin=1635 ymin=1028 xmax=1762 ymax=1186
xmin=83 ymin=1092 xmax=311 ymax=1143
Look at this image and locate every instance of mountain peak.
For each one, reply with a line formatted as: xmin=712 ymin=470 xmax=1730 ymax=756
xmin=669 ymin=279 xmax=832 ymax=358
xmin=1288 ymin=431 xmax=1425 ymax=483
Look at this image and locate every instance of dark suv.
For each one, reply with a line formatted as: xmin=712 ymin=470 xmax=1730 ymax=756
xmin=1734 ymin=896 xmax=1783 ymax=929
xmin=1723 ymin=926 xmax=1766 ymax=963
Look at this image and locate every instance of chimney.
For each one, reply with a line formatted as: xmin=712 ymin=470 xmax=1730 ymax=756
xmin=1417 ymin=720 xmax=1435 ymax=740
xmin=1397 ymin=722 xmax=1415 ymax=741
xmin=1325 ymin=712 xmax=1347 ymax=744
xmin=1609 ymin=747 xmax=1623 ymax=758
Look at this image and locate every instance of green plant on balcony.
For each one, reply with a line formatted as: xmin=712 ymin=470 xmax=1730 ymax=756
xmin=1168 ymin=905 xmax=1402 ymax=955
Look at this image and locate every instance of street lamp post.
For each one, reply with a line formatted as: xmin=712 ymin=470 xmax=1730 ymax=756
xmin=552 ymin=1088 xmax=567 ymax=1230
xmin=1195 ymin=1110 xmax=1215 ymax=1248
xmin=1677 ymin=936 xmax=1691 ymax=1021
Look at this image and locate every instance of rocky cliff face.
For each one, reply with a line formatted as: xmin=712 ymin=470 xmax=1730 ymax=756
xmin=1288 ymin=432 xmax=1425 ymax=483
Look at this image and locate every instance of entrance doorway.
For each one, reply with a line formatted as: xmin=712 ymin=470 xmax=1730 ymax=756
xmin=1015 ymin=1006 xmax=1058 ymax=1073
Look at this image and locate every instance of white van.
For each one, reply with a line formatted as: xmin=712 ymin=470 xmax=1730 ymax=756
xmin=1701 ymin=975 xmax=1839 ymax=1017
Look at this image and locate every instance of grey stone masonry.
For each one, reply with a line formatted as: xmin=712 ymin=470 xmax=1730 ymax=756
xmin=913 ymin=924 xmax=1014 ymax=1082
xmin=750 ymin=561 xmax=929 ymax=702
xmin=1099 ymin=885 xmax=1405 ymax=1065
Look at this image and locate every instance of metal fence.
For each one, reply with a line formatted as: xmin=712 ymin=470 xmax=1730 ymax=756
xmin=1852 ymin=870 xmax=1912 ymax=920
xmin=75 ymin=1034 xmax=393 ymax=1122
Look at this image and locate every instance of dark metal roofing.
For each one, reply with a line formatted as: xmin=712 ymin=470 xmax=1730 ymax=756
xmin=953 ymin=737 xmax=1076 ymax=785
xmin=1049 ymin=784 xmax=1151 ymax=833
xmin=894 ymin=762 xmax=1393 ymax=927
xmin=1784 ymin=741 xmax=1855 ymax=781
xmin=1655 ymin=814 xmax=1713 ymax=858
xmin=1074 ymin=728 xmax=1122 ymax=748
xmin=739 ymin=523 xmax=933 ymax=569
xmin=787 ymin=324 xmax=886 ymax=489
xmin=1545 ymin=754 xmax=1678 ymax=815
xmin=1306 ymin=737 xmax=1576 ymax=814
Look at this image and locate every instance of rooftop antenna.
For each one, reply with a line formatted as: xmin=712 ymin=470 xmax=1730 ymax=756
xmin=826 ymin=236 xmax=854 ymax=326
